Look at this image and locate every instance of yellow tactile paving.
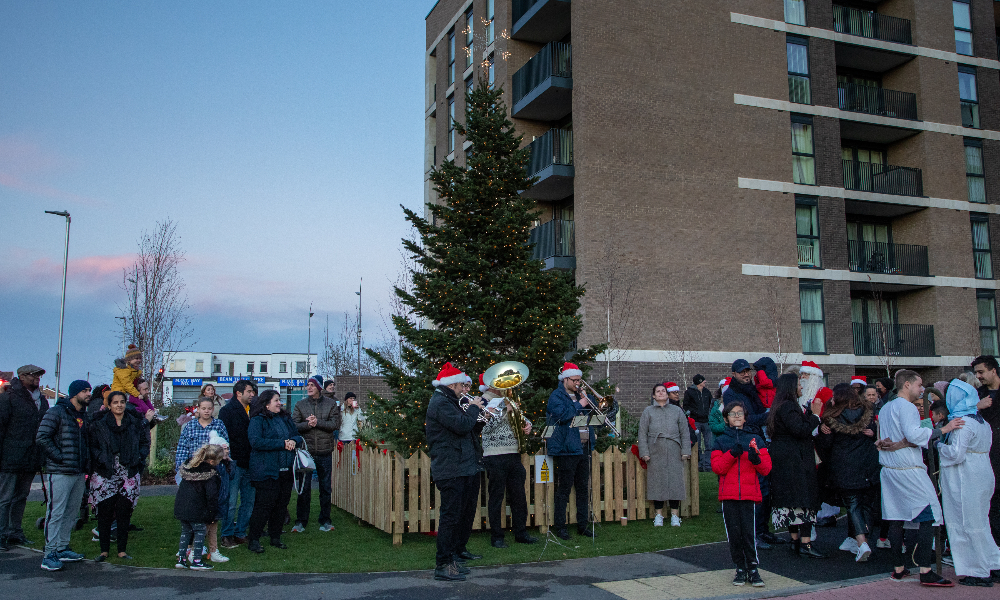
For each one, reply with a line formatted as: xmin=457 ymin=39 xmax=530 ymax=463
xmin=594 ymin=569 xmax=804 ymax=600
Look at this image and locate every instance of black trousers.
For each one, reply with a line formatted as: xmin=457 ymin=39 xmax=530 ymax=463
xmin=96 ymin=494 xmax=133 ymax=554
xmin=991 ymin=483 xmax=1000 ymax=547
xmin=295 ymin=452 xmax=332 ymax=526
xmin=435 ymin=473 xmax=480 ymax=567
xmin=248 ymin=471 xmax=293 ymax=543
xmin=484 ymin=453 xmax=528 ymax=541
xmin=755 ymin=493 xmax=772 ymax=536
xmin=554 ymin=450 xmax=590 ymax=530
xmin=841 ymin=487 xmax=877 ymax=539
xmin=723 ymin=500 xmax=759 ymax=570
xmin=888 ymin=519 xmax=934 ymax=568
xmin=653 ymin=500 xmax=679 ymax=510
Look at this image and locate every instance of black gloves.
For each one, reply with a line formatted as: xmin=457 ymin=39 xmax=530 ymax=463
xmin=747 ymin=445 xmax=761 ymax=465
xmin=730 ymin=443 xmax=744 ymax=458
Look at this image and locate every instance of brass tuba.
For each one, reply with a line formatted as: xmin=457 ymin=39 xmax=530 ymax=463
xmin=483 ymin=361 xmax=531 ymax=453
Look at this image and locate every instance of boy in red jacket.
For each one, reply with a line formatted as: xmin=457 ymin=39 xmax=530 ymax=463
xmin=712 ymin=401 xmax=772 ymax=588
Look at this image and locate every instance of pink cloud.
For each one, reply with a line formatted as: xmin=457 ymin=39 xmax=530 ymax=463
xmin=1 ymin=250 xmax=135 ymax=296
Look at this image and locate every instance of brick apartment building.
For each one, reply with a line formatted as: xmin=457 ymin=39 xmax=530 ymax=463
xmin=424 ymin=0 xmax=1000 ymax=411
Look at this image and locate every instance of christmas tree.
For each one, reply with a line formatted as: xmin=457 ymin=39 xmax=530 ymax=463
xmin=365 ymin=81 xmax=603 ymax=455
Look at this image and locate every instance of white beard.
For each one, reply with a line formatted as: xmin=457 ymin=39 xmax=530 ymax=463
xmin=799 ymin=374 xmax=823 ymax=409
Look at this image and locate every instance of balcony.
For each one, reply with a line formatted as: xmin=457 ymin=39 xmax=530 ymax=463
xmin=528 ymin=218 xmax=575 ymax=270
xmin=852 ymin=322 xmax=936 ymax=356
xmin=523 ymin=128 xmax=574 ymax=200
xmin=962 ymin=101 xmax=980 ymax=128
xmin=838 ymin=83 xmax=917 ymax=120
xmin=512 ymin=42 xmax=572 ymax=121
xmin=843 ymin=159 xmax=923 ymax=197
xmin=833 ymin=5 xmax=911 ymax=44
xmin=848 ymin=240 xmax=929 ymax=277
xmin=512 ymin=0 xmax=571 ymax=43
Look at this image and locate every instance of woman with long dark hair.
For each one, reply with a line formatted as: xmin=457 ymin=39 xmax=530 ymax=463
xmin=767 ymin=373 xmax=826 ymax=558
xmin=246 ymin=390 xmax=303 ymax=554
xmin=816 ymin=383 xmax=879 ymax=562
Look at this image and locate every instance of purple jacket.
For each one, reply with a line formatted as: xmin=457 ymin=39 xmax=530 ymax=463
xmin=129 ymin=395 xmax=155 ymax=414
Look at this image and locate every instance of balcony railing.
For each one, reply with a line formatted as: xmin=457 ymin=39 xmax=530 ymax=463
xmin=838 ymin=83 xmax=917 ymax=120
xmin=512 ymin=41 xmax=572 ymax=107
xmin=833 ymin=5 xmax=912 ymax=45
xmin=529 ymin=219 xmax=575 ymax=262
xmin=853 ymin=322 xmax=936 ymax=356
xmin=527 ymin=129 xmax=573 ymax=177
xmin=843 ymin=159 xmax=923 ymax=197
xmin=848 ymin=240 xmax=929 ymax=277
xmin=962 ymin=101 xmax=980 ymax=128
xmin=797 ymin=241 xmax=819 ymax=267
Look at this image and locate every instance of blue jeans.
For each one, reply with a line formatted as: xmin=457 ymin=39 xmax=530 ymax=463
xmin=295 ymin=453 xmax=332 ymax=526
xmin=222 ymin=465 xmax=255 ymax=538
xmin=695 ymin=421 xmax=714 ymax=471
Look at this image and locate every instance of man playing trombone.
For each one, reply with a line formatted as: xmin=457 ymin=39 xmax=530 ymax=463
xmin=546 ymin=362 xmax=597 ymax=540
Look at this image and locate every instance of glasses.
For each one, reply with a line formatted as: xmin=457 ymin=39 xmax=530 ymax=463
xmin=729 ymin=411 xmax=745 ymax=417
xmin=567 ymin=378 xmax=582 ymax=383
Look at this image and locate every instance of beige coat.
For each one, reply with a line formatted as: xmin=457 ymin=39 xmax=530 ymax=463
xmin=638 ymin=402 xmax=691 ymax=501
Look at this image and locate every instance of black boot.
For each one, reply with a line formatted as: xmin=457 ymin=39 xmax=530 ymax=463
xmin=434 ymin=562 xmax=466 ymax=581
xmin=799 ymin=542 xmax=826 ymax=559
xmin=555 ymin=528 xmax=571 ymax=540
xmin=791 ymin=538 xmax=801 ymax=555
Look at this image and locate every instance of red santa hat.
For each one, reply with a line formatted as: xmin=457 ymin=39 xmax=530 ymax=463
xmin=814 ymin=387 xmax=834 ymax=404
xmin=851 ymin=375 xmax=867 ymax=386
xmin=479 ymin=373 xmax=488 ymax=393
xmin=800 ymin=360 xmax=824 ymax=377
xmin=720 ymin=377 xmax=731 ymax=393
xmin=663 ymin=381 xmax=680 ymax=393
xmin=558 ymin=362 xmax=583 ymax=381
xmin=432 ymin=362 xmax=467 ymax=387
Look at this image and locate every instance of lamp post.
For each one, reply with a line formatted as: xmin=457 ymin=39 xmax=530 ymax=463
xmin=45 ymin=210 xmax=71 ymax=400
xmin=355 ymin=279 xmax=362 ymax=398
xmin=307 ymin=303 xmax=314 ymax=378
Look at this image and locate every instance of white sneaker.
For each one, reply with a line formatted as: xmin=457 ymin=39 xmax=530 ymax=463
xmin=208 ymin=550 xmax=229 ymax=563
xmin=839 ymin=537 xmax=858 ymax=553
xmin=291 ymin=524 xmax=305 ymax=533
xmin=855 ymin=542 xmax=871 ymax=562
xmin=670 ymin=515 xmax=681 ymax=527
xmin=876 ymin=538 xmax=891 ymax=549
xmin=653 ymin=514 xmax=664 ymax=527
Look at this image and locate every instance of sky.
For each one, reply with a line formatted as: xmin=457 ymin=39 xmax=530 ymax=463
xmin=0 ymin=1 xmax=428 ymax=388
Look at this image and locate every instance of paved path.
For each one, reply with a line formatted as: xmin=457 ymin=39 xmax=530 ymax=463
xmin=0 ymin=517 xmax=984 ymax=600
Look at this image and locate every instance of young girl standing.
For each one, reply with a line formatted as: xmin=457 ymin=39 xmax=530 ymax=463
xmin=712 ymin=401 xmax=772 ymax=588
xmin=174 ymin=444 xmax=224 ymax=570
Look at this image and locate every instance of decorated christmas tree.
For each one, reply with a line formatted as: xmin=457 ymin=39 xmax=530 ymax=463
xmin=365 ymin=81 xmax=603 ymax=455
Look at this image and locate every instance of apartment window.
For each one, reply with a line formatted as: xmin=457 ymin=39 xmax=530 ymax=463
xmin=487 ymin=53 xmax=495 ymax=88
xmin=787 ymin=36 xmax=811 ymax=104
xmin=213 ymin=363 xmax=221 ymax=374
xmin=487 ymin=0 xmax=495 ymax=44
xmin=784 ymin=0 xmax=806 ymax=25
xmin=279 ymin=361 xmax=287 ymax=374
xmin=260 ymin=361 xmax=268 ymax=373
xmin=228 ymin=362 xmax=234 ymax=376
xmin=295 ymin=361 xmax=307 ymax=374
xmin=169 ymin=359 xmax=186 ymax=372
xmin=465 ymin=9 xmax=474 ymax=69
xmin=966 ymin=138 xmax=986 ymax=203
xmin=979 ymin=290 xmax=1000 ymax=355
xmin=194 ymin=359 xmax=204 ymax=372
xmin=247 ymin=362 xmax=255 ymax=373
xmin=791 ymin=115 xmax=816 ymax=185
xmin=448 ymin=29 xmax=456 ymax=85
xmin=448 ymin=95 xmax=455 ymax=152
xmin=972 ymin=214 xmax=993 ymax=279
xmin=953 ymin=0 xmax=973 ymax=56
xmin=959 ymin=66 xmax=979 ymax=128
xmin=800 ymin=281 xmax=826 ymax=353
xmin=466 ymin=75 xmax=473 ymax=98
xmin=795 ymin=197 xmax=820 ymax=267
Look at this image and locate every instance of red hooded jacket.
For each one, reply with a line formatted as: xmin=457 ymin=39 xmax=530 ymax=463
xmin=711 ymin=426 xmax=772 ymax=502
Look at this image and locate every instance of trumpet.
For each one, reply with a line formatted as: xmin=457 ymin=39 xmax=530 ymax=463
xmin=579 ymin=379 xmax=621 ymax=437
xmin=459 ymin=394 xmax=495 ymax=423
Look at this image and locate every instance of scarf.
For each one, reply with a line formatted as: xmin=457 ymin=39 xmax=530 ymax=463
xmin=945 ymin=378 xmax=984 ymax=422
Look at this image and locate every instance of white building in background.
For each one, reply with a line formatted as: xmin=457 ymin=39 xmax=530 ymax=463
xmin=161 ymin=351 xmax=317 ymax=406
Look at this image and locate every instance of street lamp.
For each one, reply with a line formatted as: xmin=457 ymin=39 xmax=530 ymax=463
xmin=307 ymin=303 xmax=314 ymax=378
xmin=45 ymin=210 xmax=71 ymax=401
xmin=355 ymin=279 xmax=362 ymax=398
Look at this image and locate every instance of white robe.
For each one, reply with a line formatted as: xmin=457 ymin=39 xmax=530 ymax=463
xmin=877 ymin=399 xmax=942 ymax=525
xmin=938 ymin=417 xmax=1000 ymax=578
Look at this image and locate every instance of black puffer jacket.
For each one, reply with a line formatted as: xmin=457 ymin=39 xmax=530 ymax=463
xmin=425 ymin=385 xmax=482 ymax=480
xmin=88 ymin=410 xmax=150 ymax=478
xmin=683 ymin=385 xmax=713 ymax=422
xmin=0 ymin=378 xmax=49 ymax=472
xmin=219 ymin=398 xmax=252 ymax=470
xmin=816 ymin=403 xmax=879 ymax=490
xmin=35 ymin=398 xmax=90 ymax=475
xmin=173 ymin=462 xmax=220 ymax=523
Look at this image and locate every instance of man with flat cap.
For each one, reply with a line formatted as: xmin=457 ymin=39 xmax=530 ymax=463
xmin=0 ymin=365 xmax=49 ymax=550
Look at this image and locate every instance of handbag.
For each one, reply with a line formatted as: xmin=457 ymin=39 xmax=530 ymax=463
xmin=293 ymin=441 xmax=316 ymax=495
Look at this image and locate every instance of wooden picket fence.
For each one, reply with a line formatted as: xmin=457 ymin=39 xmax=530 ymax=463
xmin=330 ymin=442 xmax=700 ymax=545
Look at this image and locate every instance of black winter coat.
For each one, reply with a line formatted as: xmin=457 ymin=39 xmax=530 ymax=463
xmin=816 ymin=403 xmax=879 ymax=491
xmin=35 ymin=398 xmax=90 ymax=475
xmin=0 ymin=378 xmax=49 ymax=472
xmin=683 ymin=385 xmax=713 ymax=422
xmin=425 ymin=385 xmax=482 ymax=480
xmin=219 ymin=398 xmax=252 ymax=469
xmin=88 ymin=410 xmax=150 ymax=478
xmin=768 ymin=399 xmax=821 ymax=510
xmin=173 ymin=462 xmax=220 ymax=523
xmin=722 ymin=379 xmax=768 ymax=435
xmin=248 ymin=411 xmax=303 ymax=482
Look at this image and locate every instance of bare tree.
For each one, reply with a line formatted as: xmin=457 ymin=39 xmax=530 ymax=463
xmin=866 ymin=277 xmax=895 ymax=379
xmin=591 ymin=236 xmax=644 ymax=380
xmin=118 ymin=219 xmax=194 ymax=406
xmin=766 ymin=284 xmax=790 ymax=371
xmin=318 ymin=311 xmax=375 ymax=378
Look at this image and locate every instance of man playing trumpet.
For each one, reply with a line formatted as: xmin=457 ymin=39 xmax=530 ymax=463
xmin=480 ymin=373 xmax=538 ymax=548
xmin=546 ymin=362 xmax=597 ymax=540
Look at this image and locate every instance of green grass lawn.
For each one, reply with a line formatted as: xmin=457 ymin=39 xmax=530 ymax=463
xmin=20 ymin=473 xmax=726 ymax=573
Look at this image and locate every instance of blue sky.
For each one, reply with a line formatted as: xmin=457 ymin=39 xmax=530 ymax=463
xmin=0 ymin=1 xmax=427 ymax=387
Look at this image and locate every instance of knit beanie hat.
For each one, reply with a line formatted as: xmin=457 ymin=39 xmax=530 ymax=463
xmin=124 ymin=344 xmax=142 ymax=363
xmin=308 ymin=375 xmax=324 ymax=389
xmin=68 ymin=380 xmax=91 ymax=399
xmin=693 ymin=374 xmax=705 ymax=385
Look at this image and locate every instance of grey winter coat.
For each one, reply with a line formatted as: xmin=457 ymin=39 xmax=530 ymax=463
xmin=638 ymin=402 xmax=691 ymax=501
xmin=292 ymin=394 xmax=341 ymax=455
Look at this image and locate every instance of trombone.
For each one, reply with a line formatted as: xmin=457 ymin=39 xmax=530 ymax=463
xmin=579 ymin=379 xmax=621 ymax=437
